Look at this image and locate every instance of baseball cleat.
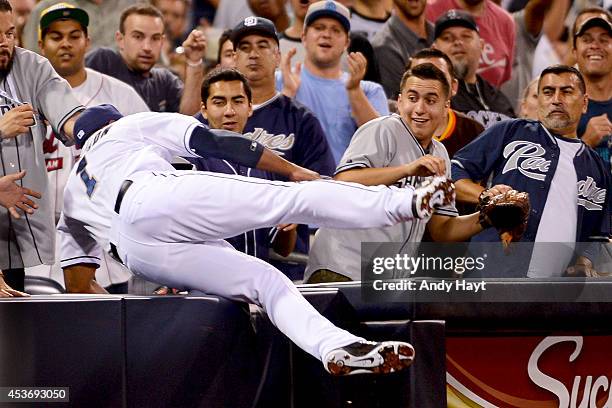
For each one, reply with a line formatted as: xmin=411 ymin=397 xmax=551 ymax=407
xmin=324 ymin=340 xmax=415 ymax=376
xmin=412 ymin=176 xmax=455 ymax=219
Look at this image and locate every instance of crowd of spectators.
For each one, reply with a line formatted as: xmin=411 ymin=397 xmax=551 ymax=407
xmin=0 ymin=0 xmax=611 ymax=296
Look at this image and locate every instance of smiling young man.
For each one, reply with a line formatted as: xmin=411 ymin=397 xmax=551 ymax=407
xmin=306 ymin=64 xmax=489 ymax=282
xmin=572 ymin=10 xmax=612 ymax=170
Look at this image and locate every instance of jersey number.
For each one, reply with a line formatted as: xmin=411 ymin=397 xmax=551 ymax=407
xmin=76 ymin=157 xmax=97 ymax=197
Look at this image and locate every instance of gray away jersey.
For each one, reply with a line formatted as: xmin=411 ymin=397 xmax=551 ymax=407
xmin=305 ymin=114 xmax=458 ymax=281
xmin=0 ymin=47 xmax=83 ymax=269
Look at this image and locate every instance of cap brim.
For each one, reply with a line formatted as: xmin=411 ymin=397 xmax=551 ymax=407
xmin=40 ymin=8 xmax=89 ymax=31
xmin=230 ymin=27 xmax=279 ymax=47
xmin=575 ymin=17 xmax=612 ymax=38
xmin=434 ymin=19 xmax=478 ymax=39
xmin=305 ymin=10 xmax=350 ymax=32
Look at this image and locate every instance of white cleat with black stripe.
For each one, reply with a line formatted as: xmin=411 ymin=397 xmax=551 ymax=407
xmin=324 ymin=340 xmax=415 ymax=376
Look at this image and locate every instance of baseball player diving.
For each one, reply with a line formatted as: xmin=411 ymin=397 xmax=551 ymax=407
xmin=57 ymin=67 xmax=455 ymax=376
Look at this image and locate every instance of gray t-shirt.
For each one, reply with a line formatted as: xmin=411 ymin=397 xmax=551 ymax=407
xmin=371 ymin=15 xmax=434 ymax=99
xmin=86 ymin=48 xmax=182 ymax=113
xmin=501 ymin=10 xmax=540 ymax=111
xmin=305 ymin=114 xmax=457 ymax=281
xmin=1 ymin=47 xmax=83 ymax=269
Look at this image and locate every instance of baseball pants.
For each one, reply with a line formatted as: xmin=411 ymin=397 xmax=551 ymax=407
xmin=111 ymin=170 xmax=418 ymax=361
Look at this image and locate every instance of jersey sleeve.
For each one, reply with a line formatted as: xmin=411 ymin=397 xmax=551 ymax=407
xmin=58 ymin=214 xmax=103 ymax=269
xmin=335 ymin=118 xmax=395 ymax=173
xmin=33 ymin=55 xmax=84 ymax=145
xmin=134 ymin=112 xmax=204 ymax=157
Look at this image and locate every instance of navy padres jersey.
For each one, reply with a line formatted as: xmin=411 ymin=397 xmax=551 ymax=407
xmin=193 ymin=93 xmax=335 ymax=278
xmin=452 ymin=119 xmax=611 ymax=243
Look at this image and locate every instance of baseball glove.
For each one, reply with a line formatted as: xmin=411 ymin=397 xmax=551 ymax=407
xmin=478 ymin=189 xmax=530 ymax=249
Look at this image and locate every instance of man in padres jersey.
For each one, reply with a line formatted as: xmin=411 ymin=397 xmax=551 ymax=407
xmin=307 ymin=64 xmax=504 ymax=282
xmin=452 ymin=65 xmax=611 ymax=278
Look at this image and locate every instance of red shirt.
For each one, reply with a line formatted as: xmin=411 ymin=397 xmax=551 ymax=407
xmin=427 ymin=0 xmax=516 ymax=88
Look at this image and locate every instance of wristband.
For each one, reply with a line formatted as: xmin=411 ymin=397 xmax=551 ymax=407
xmin=186 ymin=59 xmax=203 ymax=67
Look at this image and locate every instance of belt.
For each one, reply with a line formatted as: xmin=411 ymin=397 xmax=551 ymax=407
xmin=110 ymin=180 xmax=133 ymax=262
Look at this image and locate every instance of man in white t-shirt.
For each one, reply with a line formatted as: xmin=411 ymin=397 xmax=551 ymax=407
xmin=26 ymin=3 xmax=149 ymax=292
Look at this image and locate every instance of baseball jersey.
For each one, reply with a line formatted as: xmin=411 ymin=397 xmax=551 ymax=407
xmin=193 ymin=93 xmax=335 ymax=277
xmin=58 ymin=112 xmax=204 ymax=269
xmin=0 ymin=47 xmax=83 ymax=270
xmin=452 ymin=119 xmax=611 ymax=244
xmin=85 ymin=48 xmax=183 ymax=112
xmin=305 ymin=114 xmax=458 ymax=281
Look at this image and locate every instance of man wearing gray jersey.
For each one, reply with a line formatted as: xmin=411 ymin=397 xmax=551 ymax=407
xmin=0 ymin=0 xmax=83 ymax=293
xmin=306 ymin=64 xmax=503 ymax=282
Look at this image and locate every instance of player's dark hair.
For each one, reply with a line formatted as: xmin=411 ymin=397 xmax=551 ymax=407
xmin=119 ymin=4 xmax=164 ymax=34
xmin=571 ymin=7 xmax=612 ymax=47
xmin=399 ymin=63 xmax=451 ymax=98
xmin=0 ymin=0 xmax=12 ymax=13
xmin=217 ymin=29 xmax=233 ymax=64
xmin=406 ymin=48 xmax=456 ymax=80
xmin=201 ymin=67 xmax=252 ymax=106
xmin=538 ymin=65 xmax=586 ymax=95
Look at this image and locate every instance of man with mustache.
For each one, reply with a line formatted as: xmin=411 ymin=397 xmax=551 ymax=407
xmin=0 ymin=0 xmax=83 ymax=295
xmin=85 ymin=4 xmax=205 ymax=115
xmin=433 ymin=9 xmax=515 ymax=128
xmin=451 ymin=65 xmax=611 ymax=277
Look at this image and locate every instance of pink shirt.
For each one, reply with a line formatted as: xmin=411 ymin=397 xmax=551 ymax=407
xmin=427 ymin=0 xmax=515 ymax=88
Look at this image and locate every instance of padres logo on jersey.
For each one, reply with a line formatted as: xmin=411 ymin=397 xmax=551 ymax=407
xmin=247 ymin=128 xmax=295 ymax=156
xmin=502 ymin=141 xmax=551 ymax=181
xmin=577 ymin=176 xmax=606 ymax=211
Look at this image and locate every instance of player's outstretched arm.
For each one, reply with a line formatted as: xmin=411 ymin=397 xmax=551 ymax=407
xmin=63 ymin=264 xmax=108 ymax=294
xmin=190 ymin=127 xmax=319 ymax=181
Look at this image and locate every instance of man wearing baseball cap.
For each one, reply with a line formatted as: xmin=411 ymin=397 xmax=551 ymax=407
xmin=572 ymin=9 xmax=612 ymax=171
xmin=27 ymin=3 xmax=149 ymax=293
xmin=279 ymin=0 xmax=389 ymax=163
xmin=193 ymin=16 xmax=334 ymax=279
xmin=433 ymin=9 xmax=515 ymax=128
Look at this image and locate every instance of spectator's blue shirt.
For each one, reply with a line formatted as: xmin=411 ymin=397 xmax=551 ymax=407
xmin=275 ymin=67 xmax=390 ymax=163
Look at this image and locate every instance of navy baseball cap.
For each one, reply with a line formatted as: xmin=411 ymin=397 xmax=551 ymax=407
xmin=74 ymin=104 xmax=123 ymax=149
xmin=434 ymin=9 xmax=479 ymax=39
xmin=574 ymin=15 xmax=612 ymax=39
xmin=305 ymin=1 xmax=351 ymax=32
xmin=231 ymin=16 xmax=279 ymax=46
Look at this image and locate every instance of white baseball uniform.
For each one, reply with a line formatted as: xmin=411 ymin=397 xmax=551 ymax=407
xmin=59 ymin=111 xmax=422 ymax=361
